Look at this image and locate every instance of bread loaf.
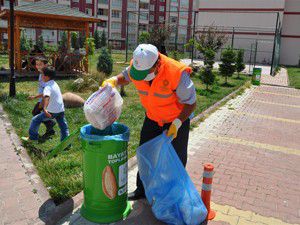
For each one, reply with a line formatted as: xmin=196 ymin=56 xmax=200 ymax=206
xmin=102 ymin=165 xmax=117 ymax=200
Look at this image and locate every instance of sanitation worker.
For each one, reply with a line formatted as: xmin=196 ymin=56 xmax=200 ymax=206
xmin=102 ymin=44 xmax=196 ymax=200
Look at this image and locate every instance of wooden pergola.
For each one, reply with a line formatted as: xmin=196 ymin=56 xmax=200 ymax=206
xmin=0 ymin=0 xmax=101 ymax=73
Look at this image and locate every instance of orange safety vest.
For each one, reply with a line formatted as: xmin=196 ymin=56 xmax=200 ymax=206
xmin=129 ymin=53 xmax=192 ymax=126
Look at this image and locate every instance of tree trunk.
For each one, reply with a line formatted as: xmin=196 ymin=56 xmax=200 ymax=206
xmin=225 ymin=76 xmax=228 ymax=84
xmin=237 ymin=72 xmax=240 ymax=79
xmin=206 ymin=83 xmax=209 ymax=90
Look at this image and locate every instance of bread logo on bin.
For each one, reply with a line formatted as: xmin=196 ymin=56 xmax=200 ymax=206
xmin=102 ymin=165 xmax=117 ymax=200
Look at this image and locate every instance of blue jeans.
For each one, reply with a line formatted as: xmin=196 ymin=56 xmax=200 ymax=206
xmin=29 ymin=112 xmax=69 ymax=141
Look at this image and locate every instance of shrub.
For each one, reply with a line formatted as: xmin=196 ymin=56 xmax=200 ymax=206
xmin=219 ymin=47 xmax=236 ymax=84
xmin=200 ymin=67 xmax=215 ymax=90
xmin=36 ymin=35 xmax=45 ymax=52
xmin=100 ymin=30 xmax=107 ymax=48
xmin=97 ymin=47 xmax=113 ymax=76
xmin=236 ymin=49 xmax=246 ymax=78
xmin=138 ymin=31 xmax=150 ymax=44
xmin=94 ymin=30 xmax=101 ymax=49
xmin=20 ymin=31 xmax=30 ymax=52
xmin=58 ymin=32 xmax=68 ymax=53
xmin=203 ymin=48 xmax=215 ymax=68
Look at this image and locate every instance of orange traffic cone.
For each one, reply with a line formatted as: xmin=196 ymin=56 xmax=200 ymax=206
xmin=201 ymin=163 xmax=216 ymax=220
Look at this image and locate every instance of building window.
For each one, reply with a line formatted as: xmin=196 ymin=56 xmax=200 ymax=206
xmin=139 ymin=24 xmax=147 ymax=31
xmin=128 ymin=25 xmax=137 ymax=33
xmin=128 ymin=13 xmax=136 ymax=20
xmin=86 ymin=0 xmax=92 ymax=4
xmin=180 ymin=0 xmax=189 ymax=7
xmin=111 ymin=22 xmax=121 ymax=29
xmin=179 ymin=28 xmax=186 ymax=35
xmin=139 ymin=2 xmax=149 ymax=10
xmin=99 ymin=0 xmax=108 ymax=4
xmin=111 ymin=33 xmax=121 ymax=39
xmin=159 ymin=6 xmax=164 ymax=12
xmin=170 ymin=6 xmax=177 ymax=12
xmin=97 ymin=21 xmax=107 ymax=27
xmin=180 ymin=11 xmax=189 ymax=17
xmin=160 ymin=0 xmax=165 ymax=2
xmin=111 ymin=0 xmax=122 ymax=8
xmin=139 ymin=13 xmax=148 ymax=20
xmin=150 ymin=4 xmax=154 ymax=11
xmin=128 ymin=1 xmax=136 ymax=9
xmin=149 ymin=15 xmax=154 ymax=22
xmin=179 ymin=18 xmax=188 ymax=25
xmin=86 ymin=8 xmax=93 ymax=16
xmin=170 ymin=17 xmax=177 ymax=23
xmin=111 ymin=10 xmax=120 ymax=18
xmin=98 ymin=8 xmax=109 ymax=16
xmin=159 ymin=16 xmax=164 ymax=23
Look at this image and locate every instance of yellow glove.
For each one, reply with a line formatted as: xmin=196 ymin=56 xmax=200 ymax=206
xmin=167 ymin=119 xmax=182 ymax=139
xmin=101 ymin=77 xmax=118 ymax=88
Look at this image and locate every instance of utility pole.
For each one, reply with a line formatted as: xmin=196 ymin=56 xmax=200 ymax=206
xmin=9 ymin=0 xmax=16 ymax=97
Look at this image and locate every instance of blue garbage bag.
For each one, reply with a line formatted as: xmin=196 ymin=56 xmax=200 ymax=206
xmin=136 ymin=133 xmax=208 ymax=225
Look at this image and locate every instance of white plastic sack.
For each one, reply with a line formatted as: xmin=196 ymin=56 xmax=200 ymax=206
xmin=84 ymin=85 xmax=123 ymax=130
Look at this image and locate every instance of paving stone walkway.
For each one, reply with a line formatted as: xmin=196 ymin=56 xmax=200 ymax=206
xmin=0 ymin=106 xmax=44 ymax=225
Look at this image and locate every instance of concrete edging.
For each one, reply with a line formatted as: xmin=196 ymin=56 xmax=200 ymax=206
xmin=0 ymin=81 xmax=250 ymax=224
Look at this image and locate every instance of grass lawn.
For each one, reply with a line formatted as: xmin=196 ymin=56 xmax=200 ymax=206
xmin=287 ymin=67 xmax=300 ymax=89
xmin=0 ymin=53 xmax=250 ymax=203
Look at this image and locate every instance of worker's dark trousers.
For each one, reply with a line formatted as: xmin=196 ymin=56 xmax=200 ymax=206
xmin=135 ymin=116 xmax=190 ymax=195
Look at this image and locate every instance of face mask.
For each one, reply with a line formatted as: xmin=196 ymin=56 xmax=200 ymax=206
xmin=144 ymin=72 xmax=156 ymax=81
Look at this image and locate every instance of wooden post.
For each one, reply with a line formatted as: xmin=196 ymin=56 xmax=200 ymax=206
xmin=7 ymin=18 xmax=10 ymax=55
xmin=85 ymin=22 xmax=89 ymax=73
xmin=67 ymin=30 xmax=71 ymax=52
xmin=15 ymin=16 xmax=21 ymax=72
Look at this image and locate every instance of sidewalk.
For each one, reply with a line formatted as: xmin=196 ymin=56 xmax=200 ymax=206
xmin=0 ymin=106 xmax=44 ymax=225
xmin=1 ymin=69 xmax=299 ymax=225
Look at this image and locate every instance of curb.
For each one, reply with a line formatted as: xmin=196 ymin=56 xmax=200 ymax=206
xmin=0 ymin=82 xmax=250 ymax=224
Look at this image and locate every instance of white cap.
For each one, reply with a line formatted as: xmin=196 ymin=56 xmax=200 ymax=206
xmin=130 ymin=44 xmax=159 ymax=81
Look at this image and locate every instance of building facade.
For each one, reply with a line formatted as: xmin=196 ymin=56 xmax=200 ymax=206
xmin=195 ymin=0 xmax=300 ymax=66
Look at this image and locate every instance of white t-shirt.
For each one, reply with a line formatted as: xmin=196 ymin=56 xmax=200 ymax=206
xmin=43 ymin=80 xmax=65 ymax=113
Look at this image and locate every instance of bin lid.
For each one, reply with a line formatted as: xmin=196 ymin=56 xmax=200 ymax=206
xmin=80 ymin=123 xmax=129 ymax=142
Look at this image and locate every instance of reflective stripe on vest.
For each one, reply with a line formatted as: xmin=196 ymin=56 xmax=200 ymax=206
xmin=153 ymin=92 xmax=173 ymax=98
xmin=138 ymin=90 xmax=148 ymax=96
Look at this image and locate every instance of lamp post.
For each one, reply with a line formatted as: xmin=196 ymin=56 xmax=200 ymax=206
xmin=9 ymin=0 xmax=16 ymax=97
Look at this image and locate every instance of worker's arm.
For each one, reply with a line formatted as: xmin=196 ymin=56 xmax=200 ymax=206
xmin=167 ymin=72 xmax=196 ymax=139
xmin=178 ymin=102 xmax=196 ymax=123
xmin=102 ymin=67 xmax=131 ymax=87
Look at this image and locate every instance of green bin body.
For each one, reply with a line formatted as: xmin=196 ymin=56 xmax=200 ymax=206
xmin=252 ymin=68 xmax=262 ymax=85
xmin=80 ymin=123 xmax=131 ymax=223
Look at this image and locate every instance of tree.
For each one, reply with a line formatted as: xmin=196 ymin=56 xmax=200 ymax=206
xmin=36 ymin=35 xmax=45 ymax=52
xmin=71 ymin=32 xmax=79 ymax=49
xmin=97 ymin=47 xmax=113 ymax=76
xmin=236 ymin=49 xmax=246 ymax=79
xmin=85 ymin=38 xmax=95 ymax=56
xmin=199 ymin=48 xmax=216 ymax=90
xmin=203 ymin=48 xmax=215 ymax=68
xmin=219 ymin=47 xmax=236 ymax=84
xmin=138 ymin=31 xmax=150 ymax=44
xmin=94 ymin=30 xmax=101 ymax=49
xmin=148 ymin=24 xmax=172 ymax=50
xmin=100 ymin=30 xmax=107 ymax=48
xmin=200 ymin=67 xmax=216 ymax=90
xmin=28 ymin=38 xmax=33 ymax=49
xmin=58 ymin=31 xmax=68 ymax=53
xmin=20 ymin=31 xmax=30 ymax=52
